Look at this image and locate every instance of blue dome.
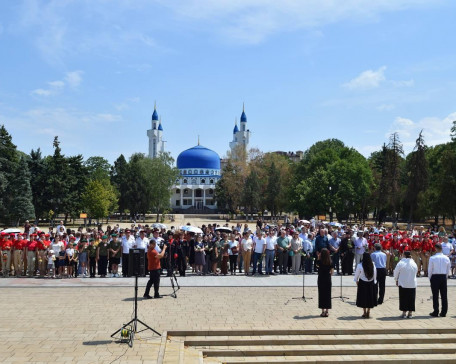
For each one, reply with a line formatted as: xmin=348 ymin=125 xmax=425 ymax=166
xmin=177 ymin=145 xmax=220 ymax=170
xmin=152 ymin=108 xmax=159 ymax=121
xmin=233 ymin=124 xmax=239 ymax=133
xmin=240 ymin=110 xmax=247 ymax=122
xmin=158 ymin=122 xmax=163 ymax=131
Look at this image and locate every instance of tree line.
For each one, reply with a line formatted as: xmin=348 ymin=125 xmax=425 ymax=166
xmin=215 ymin=121 xmax=456 ymax=227
xmin=0 ymin=126 xmax=177 ymax=226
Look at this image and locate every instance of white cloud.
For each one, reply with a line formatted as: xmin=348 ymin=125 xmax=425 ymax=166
xmin=64 ymin=70 xmax=83 ymax=88
xmin=376 ymin=104 xmax=395 ymax=111
xmin=344 ymin=66 xmax=387 ymax=90
xmin=388 ymin=112 xmax=456 ymax=152
xmin=30 ymin=70 xmax=83 ymax=97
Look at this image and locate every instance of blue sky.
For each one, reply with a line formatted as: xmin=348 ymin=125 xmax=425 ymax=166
xmin=1 ymin=0 xmax=455 ymax=163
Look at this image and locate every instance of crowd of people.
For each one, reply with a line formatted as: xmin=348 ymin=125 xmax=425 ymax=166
xmin=0 ymin=218 xmax=453 ymax=317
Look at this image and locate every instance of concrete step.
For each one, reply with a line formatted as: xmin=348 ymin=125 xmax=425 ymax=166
xmin=216 ymin=353 xmax=456 ymax=363
xmin=185 ymin=333 xmax=456 ymax=347
xmin=202 ymin=343 xmax=456 ymax=357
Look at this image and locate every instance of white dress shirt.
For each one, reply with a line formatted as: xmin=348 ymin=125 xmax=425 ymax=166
xmin=135 ymin=237 xmax=149 ymax=250
xmin=428 ymin=252 xmax=451 ymax=279
xmin=265 ymin=236 xmax=277 ymax=250
xmin=354 ymin=238 xmax=368 ymax=255
xmin=394 ymin=258 xmax=418 ymax=288
xmin=241 ymin=238 xmax=253 ymax=251
xmin=302 ymin=239 xmax=313 ymax=254
xmin=354 ymin=262 xmax=377 ymax=283
xmin=441 ymin=242 xmax=452 ymax=256
xmin=122 ymin=235 xmax=135 ymax=254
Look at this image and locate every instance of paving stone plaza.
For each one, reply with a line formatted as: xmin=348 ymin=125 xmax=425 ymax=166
xmin=1 ymin=273 xmax=456 ymax=363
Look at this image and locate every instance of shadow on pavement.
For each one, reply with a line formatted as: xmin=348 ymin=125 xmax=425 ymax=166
xmin=83 ymin=340 xmax=113 ymax=346
xmin=293 ymin=315 xmax=321 ymax=320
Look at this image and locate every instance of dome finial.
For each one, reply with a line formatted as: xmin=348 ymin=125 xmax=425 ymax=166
xmin=198 ymin=135 xmax=200 ymax=146
xmin=243 ymin=102 xmax=245 ymax=112
xmin=154 ymin=100 xmax=157 ymax=110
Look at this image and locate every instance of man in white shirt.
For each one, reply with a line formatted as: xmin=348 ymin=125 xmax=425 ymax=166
xmin=252 ymin=231 xmax=266 ymax=275
xmin=135 ymin=230 xmax=150 ymax=277
xmin=265 ymin=230 xmax=277 ymax=275
xmin=428 ymin=243 xmax=451 ymax=317
xmin=354 ymin=231 xmax=368 ymax=266
xmin=441 ymin=237 xmax=453 ymax=256
xmin=394 ymin=251 xmax=418 ymax=318
xmin=121 ymin=230 xmax=135 ymax=277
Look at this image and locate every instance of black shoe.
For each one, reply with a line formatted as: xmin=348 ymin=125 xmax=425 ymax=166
xmin=259 ymin=272 xmax=264 ymax=275
xmin=154 ymin=295 xmax=163 ymax=299
xmin=440 ymin=313 xmax=446 ymax=317
xmin=270 ymin=272 xmax=275 ymax=275
xmin=143 ymin=294 xmax=153 ymax=299
xmin=429 ymin=312 xmax=439 ymax=317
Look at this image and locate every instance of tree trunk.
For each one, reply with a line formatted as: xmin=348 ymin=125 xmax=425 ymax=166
xmin=64 ymin=213 xmax=69 ymax=225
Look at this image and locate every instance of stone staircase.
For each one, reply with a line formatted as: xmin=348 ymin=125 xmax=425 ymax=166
xmin=159 ymin=328 xmax=456 ymax=363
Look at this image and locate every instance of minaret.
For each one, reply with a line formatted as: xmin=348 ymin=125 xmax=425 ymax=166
xmin=147 ymin=102 xmax=165 ymax=158
xmin=229 ymin=104 xmax=250 ymax=158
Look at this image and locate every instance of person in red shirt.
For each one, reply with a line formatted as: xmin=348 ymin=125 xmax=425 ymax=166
xmin=390 ymin=234 xmax=401 ymax=272
xmin=411 ymin=235 xmax=422 ymax=276
xmin=26 ymin=235 xmax=38 ymax=277
xmin=143 ymin=240 xmax=167 ymax=299
xmin=381 ymin=236 xmax=392 ymax=274
xmin=1 ymin=233 xmax=14 ymax=277
xmin=12 ymin=233 xmax=26 ymax=276
xmin=421 ymin=235 xmax=434 ymax=277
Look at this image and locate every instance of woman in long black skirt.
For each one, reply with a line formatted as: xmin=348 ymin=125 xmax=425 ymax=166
xmin=393 ymin=251 xmax=418 ymax=318
xmin=318 ymin=248 xmax=333 ymax=317
xmin=354 ymin=252 xmax=377 ymax=318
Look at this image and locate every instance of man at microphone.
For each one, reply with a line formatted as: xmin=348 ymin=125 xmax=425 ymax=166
xmin=143 ymin=239 xmax=167 ymax=300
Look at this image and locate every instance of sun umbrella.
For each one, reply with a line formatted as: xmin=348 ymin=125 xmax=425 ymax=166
xmin=1 ymin=228 xmax=21 ymax=234
xmin=215 ymin=227 xmax=232 ymax=233
xmin=180 ymin=225 xmax=203 ymax=234
xmin=152 ymin=223 xmax=167 ymax=229
xmin=299 ymin=220 xmax=310 ymax=224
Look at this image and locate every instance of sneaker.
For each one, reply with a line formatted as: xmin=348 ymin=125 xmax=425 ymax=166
xmin=401 ymin=313 xmax=406 ymax=318
xmin=407 ymin=313 xmax=413 ymax=318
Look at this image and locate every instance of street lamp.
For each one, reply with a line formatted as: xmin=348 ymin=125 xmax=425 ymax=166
xmin=329 ymin=186 xmax=333 ymax=223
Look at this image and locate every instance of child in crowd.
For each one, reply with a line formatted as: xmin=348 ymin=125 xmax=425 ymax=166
xmin=58 ymin=245 xmax=66 ymax=278
xmin=450 ymin=249 xmax=456 ymax=278
xmin=47 ymin=250 xmax=55 ymax=278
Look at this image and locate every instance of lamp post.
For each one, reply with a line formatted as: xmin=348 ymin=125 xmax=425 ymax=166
xmin=329 ymin=186 xmax=333 ymax=223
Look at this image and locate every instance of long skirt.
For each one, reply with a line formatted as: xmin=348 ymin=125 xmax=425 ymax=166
xmin=356 ymin=279 xmax=376 ymax=308
xmin=399 ymin=286 xmax=416 ymax=312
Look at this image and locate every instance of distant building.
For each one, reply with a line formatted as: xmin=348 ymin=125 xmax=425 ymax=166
xmin=146 ymin=103 xmax=165 ymax=159
xmin=272 ymin=150 xmax=304 ymax=163
xmin=229 ymin=104 xmax=250 ymax=159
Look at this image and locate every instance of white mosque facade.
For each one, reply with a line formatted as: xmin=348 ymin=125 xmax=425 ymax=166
xmin=147 ymin=104 xmax=250 ymax=211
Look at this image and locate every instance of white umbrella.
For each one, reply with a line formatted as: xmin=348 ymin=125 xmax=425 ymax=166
xmin=1 ymin=228 xmax=21 ymax=234
xmin=180 ymin=225 xmax=203 ymax=234
xmin=299 ymin=220 xmax=310 ymax=224
xmin=152 ymin=223 xmax=167 ymax=229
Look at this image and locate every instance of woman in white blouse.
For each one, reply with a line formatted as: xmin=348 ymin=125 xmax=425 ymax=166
xmin=393 ymin=251 xmax=418 ymax=318
xmin=354 ymin=252 xmax=377 ymax=318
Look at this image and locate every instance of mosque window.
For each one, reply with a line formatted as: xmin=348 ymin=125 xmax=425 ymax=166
xmin=184 ymin=189 xmax=188 ymax=194
xmin=183 ymin=170 xmax=187 ymax=174
xmin=183 ymin=179 xmax=188 ymax=184
xmin=209 ymin=179 xmax=214 ymax=184
xmin=200 ymin=170 xmax=203 ymax=174
xmin=205 ymin=170 xmax=209 ymax=174
xmin=176 ymin=189 xmax=180 ymax=194
xmin=194 ymin=169 xmax=197 ymax=174
xmin=191 ymin=178 xmax=197 ymax=184
xmin=176 ymin=200 xmax=180 ymax=206
xmin=188 ymin=170 xmax=191 ymax=175
xmin=208 ymin=189 xmax=213 ymax=194
xmin=210 ymin=170 xmax=214 ymax=175
xmin=201 ymin=179 xmax=206 ymax=184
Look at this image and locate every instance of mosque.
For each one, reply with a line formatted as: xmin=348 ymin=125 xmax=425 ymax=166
xmin=147 ymin=104 xmax=250 ymax=211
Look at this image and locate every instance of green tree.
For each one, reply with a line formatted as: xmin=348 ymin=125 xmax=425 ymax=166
xmin=27 ymin=149 xmax=47 ymax=220
xmin=66 ymin=155 xmax=89 ymax=222
xmin=42 ymin=137 xmax=71 ymax=223
xmin=242 ymin=168 xmax=261 ymax=218
xmin=81 ymin=179 xmax=118 ymax=221
xmin=0 ymin=125 xmax=19 ymax=221
xmin=404 ymin=131 xmax=428 ymax=222
xmin=138 ymin=152 xmax=178 ymax=221
xmin=85 ymin=156 xmax=111 ymax=181
xmin=110 ymin=154 xmax=129 ymax=214
xmin=10 ymin=156 xmax=35 ymax=225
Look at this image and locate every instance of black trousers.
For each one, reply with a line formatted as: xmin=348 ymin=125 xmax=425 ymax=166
xmin=89 ymin=257 xmax=96 ymax=277
xmin=122 ymin=253 xmax=129 ymax=277
xmin=229 ymin=255 xmax=237 ymax=274
xmin=98 ymin=256 xmax=108 ymax=276
xmin=431 ymin=274 xmax=448 ymax=315
xmin=376 ymin=268 xmax=387 ymax=304
xmin=278 ymin=250 xmax=288 ymax=273
xmin=145 ymin=269 xmax=160 ymax=297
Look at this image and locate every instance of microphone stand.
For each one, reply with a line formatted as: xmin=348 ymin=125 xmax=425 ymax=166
xmin=292 ymin=252 xmax=313 ymax=302
xmin=333 ymin=253 xmax=349 ymax=301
